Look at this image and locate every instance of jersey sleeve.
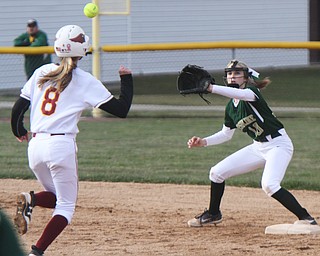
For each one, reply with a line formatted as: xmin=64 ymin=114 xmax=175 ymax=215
xmin=98 ymin=74 xmax=133 ymax=118
xmin=83 ymin=76 xmax=113 ymax=107
xmin=211 ymin=84 xmax=256 ymax=101
xmin=20 ymin=67 xmax=43 ymax=100
xmin=204 ymin=124 xmax=235 ymax=146
xmin=20 ymin=77 xmax=33 ymax=100
xmin=11 ymin=97 xmax=30 ymax=137
xmin=13 ymin=33 xmax=30 ymax=46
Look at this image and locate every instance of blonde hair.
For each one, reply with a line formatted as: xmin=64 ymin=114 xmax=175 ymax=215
xmin=38 ymin=57 xmax=79 ymax=92
xmin=225 ymin=59 xmax=271 ymax=89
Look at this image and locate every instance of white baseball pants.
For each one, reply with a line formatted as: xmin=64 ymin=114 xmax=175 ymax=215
xmin=209 ymin=129 xmax=294 ymax=197
xmin=28 ymin=133 xmax=78 ymax=223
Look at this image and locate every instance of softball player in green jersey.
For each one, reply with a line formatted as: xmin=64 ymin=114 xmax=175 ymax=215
xmin=187 ymin=60 xmax=317 ymax=227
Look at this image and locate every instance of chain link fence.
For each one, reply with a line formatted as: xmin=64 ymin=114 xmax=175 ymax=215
xmin=0 ymin=46 xmax=319 ymax=119
xmin=0 ymin=47 xmax=310 ymax=89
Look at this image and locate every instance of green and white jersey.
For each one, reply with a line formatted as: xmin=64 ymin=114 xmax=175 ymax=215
xmin=224 ymin=86 xmax=283 ymax=141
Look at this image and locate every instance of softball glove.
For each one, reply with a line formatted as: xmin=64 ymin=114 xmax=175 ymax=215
xmin=177 ymin=64 xmax=215 ymax=104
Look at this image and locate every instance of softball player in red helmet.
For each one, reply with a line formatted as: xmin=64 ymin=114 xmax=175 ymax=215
xmin=187 ymin=60 xmax=317 ymax=227
xmin=11 ymin=25 xmax=133 ymax=255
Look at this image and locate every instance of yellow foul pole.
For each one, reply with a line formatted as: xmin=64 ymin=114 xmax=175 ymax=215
xmin=92 ymin=0 xmax=100 ymax=80
xmin=91 ymin=0 xmax=104 ymax=117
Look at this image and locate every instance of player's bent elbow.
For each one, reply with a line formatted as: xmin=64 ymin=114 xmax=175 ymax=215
xmin=114 ymin=106 xmax=131 ymax=118
xmin=117 ymin=112 xmax=128 ymax=118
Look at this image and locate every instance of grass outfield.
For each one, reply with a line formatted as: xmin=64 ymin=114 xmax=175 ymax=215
xmin=0 ymin=116 xmax=319 ymax=190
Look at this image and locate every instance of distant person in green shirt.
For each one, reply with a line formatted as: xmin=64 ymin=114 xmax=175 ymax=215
xmin=14 ymin=19 xmax=51 ymax=79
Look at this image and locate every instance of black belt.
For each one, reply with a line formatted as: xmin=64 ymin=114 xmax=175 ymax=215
xmin=254 ymin=131 xmax=281 ymax=143
xmin=33 ymin=133 xmax=65 ymax=137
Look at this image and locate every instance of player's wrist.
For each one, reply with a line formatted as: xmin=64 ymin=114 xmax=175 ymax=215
xmin=208 ymin=84 xmax=214 ymax=93
xmin=203 ymin=139 xmax=208 ymax=147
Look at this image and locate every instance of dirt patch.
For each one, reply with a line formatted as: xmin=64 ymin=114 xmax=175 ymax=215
xmin=1 ymin=179 xmax=320 ymax=256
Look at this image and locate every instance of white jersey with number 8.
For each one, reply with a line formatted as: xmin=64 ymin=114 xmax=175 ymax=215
xmin=20 ymin=63 xmax=112 ymax=134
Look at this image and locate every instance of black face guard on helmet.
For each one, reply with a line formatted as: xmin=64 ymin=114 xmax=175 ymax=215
xmin=223 ymin=60 xmax=249 ymax=88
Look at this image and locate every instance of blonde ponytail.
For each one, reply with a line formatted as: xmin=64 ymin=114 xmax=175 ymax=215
xmin=247 ymin=77 xmax=271 ymax=89
xmin=38 ymin=57 xmax=79 ymax=92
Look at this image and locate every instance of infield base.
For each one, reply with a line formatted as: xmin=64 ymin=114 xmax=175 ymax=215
xmin=265 ymin=220 xmax=320 ymax=235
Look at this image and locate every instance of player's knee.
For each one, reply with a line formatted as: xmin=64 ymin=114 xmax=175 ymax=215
xmin=209 ymin=167 xmax=225 ymax=183
xmin=261 ymin=180 xmax=281 ymax=197
xmin=54 ymin=203 xmax=76 ymax=224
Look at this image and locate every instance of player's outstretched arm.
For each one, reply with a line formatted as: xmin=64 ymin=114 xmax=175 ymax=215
xmin=11 ymin=97 xmax=30 ymax=142
xmin=99 ymin=66 xmax=133 ymax=118
xmin=207 ymin=84 xmax=256 ymax=101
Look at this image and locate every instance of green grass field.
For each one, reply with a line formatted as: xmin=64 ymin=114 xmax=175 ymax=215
xmin=0 ymin=116 xmax=319 ymax=190
xmin=0 ymin=66 xmax=319 ymax=190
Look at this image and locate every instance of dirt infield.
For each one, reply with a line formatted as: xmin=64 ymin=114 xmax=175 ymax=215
xmin=1 ymin=179 xmax=320 ymax=256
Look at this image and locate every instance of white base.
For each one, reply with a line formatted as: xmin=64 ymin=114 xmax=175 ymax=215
xmin=265 ymin=220 xmax=320 ymax=235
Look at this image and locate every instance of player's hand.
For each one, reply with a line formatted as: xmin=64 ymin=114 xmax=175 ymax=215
xmin=119 ymin=65 xmax=132 ymax=76
xmin=187 ymin=136 xmax=206 ymax=148
xmin=16 ymin=132 xmax=30 ymax=143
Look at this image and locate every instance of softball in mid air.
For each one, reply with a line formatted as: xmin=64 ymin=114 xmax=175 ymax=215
xmin=83 ymin=3 xmax=99 ymax=18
